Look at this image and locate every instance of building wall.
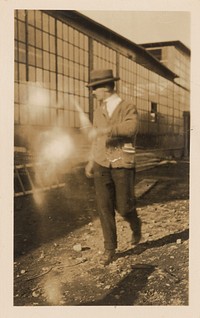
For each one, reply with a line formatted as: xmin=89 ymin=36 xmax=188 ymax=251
xmin=146 ymin=45 xmax=190 ymax=92
xmin=14 ymin=10 xmax=190 ymax=156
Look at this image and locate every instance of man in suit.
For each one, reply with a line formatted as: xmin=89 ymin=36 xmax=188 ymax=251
xmin=85 ymin=69 xmax=142 ymax=266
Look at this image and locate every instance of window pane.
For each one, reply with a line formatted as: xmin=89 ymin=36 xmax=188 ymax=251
xmin=43 ymin=32 xmax=49 ymax=51
xmin=50 ymin=54 xmax=56 ymax=71
xmin=57 ymin=21 xmax=63 ymax=38
xmin=14 ymin=103 xmax=20 ymax=123
xmin=19 ymin=63 xmax=26 ymax=81
xmin=18 ymin=42 xmax=26 ymax=63
xmin=74 ymin=48 xmax=79 ymax=63
xmin=15 ymin=19 xmax=18 ymax=39
xmin=57 ymin=39 xmax=63 ymax=56
xmin=58 ymin=93 xmax=63 ymax=108
xmin=44 ymin=70 xmax=50 ymax=86
xmin=28 ymin=46 xmax=35 ymax=66
xmin=36 ymin=29 xmax=42 ymax=49
xmin=28 ymin=25 xmax=35 ymax=46
xmin=35 ymin=11 xmax=42 ymax=29
xmin=49 ymin=16 xmax=55 ymax=35
xmin=64 ymin=61 xmax=69 ymax=76
xmin=64 ymin=77 xmax=69 ymax=92
xmin=50 ymin=72 xmax=56 ymax=89
xmin=69 ymin=27 xmax=74 ymax=43
xmin=50 ymin=35 xmax=55 ymax=53
xmin=18 ymin=21 xmax=26 ymax=42
xmin=36 ymin=67 xmax=43 ymax=82
xmin=50 ymin=90 xmax=56 ymax=107
xmin=57 ymin=56 xmax=63 ymax=73
xmin=29 ymin=66 xmax=36 ymax=81
xmin=27 ymin=10 xmax=35 ymax=26
xmin=42 ymin=13 xmax=49 ymax=32
xmin=63 ymin=24 xmax=68 ymax=39
xmin=69 ymin=111 xmax=75 ymax=127
xmin=63 ymin=42 xmax=69 ymax=58
xmin=14 ymin=83 xmax=19 ymax=102
xmin=15 ymin=62 xmax=19 ymax=80
xmin=18 ymin=10 xmax=26 ymax=21
xmin=74 ymin=30 xmax=79 ymax=46
xmin=43 ymin=51 xmax=49 ymax=69
xmin=58 ymin=74 xmax=63 ymax=91
xmin=19 ymin=83 xmax=27 ymax=104
xmin=36 ymin=49 xmax=42 ymax=67
xmin=69 ymin=44 xmax=74 ymax=60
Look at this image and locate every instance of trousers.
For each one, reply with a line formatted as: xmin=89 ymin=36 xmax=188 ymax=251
xmin=93 ymin=162 xmax=139 ymax=250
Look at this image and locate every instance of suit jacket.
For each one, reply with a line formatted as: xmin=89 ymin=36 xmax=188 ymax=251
xmin=91 ymin=97 xmax=138 ymax=168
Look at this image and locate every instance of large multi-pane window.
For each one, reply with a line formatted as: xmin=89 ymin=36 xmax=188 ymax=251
xmin=118 ymin=55 xmax=136 ymax=102
xmin=14 ymin=10 xmax=89 ymax=128
xmin=15 ymin=10 xmax=27 ymax=124
xmin=56 ymin=21 xmax=89 ymax=127
xmin=136 ymin=64 xmax=149 ymax=135
xmin=174 ymin=50 xmax=190 ymax=90
xmin=93 ymin=40 xmax=116 ymax=71
xmin=119 ymin=55 xmax=153 ymax=134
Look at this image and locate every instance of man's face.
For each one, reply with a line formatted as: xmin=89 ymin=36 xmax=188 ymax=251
xmin=92 ymin=86 xmax=107 ymax=102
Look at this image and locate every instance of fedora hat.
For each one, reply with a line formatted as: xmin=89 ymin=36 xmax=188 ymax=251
xmin=87 ymin=69 xmax=120 ymax=88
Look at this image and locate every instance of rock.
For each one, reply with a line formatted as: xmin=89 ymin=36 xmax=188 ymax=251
xmin=32 ymin=291 xmax=40 ymax=298
xmin=20 ymin=269 xmax=26 ymax=274
xmin=59 ymin=300 xmax=66 ymax=305
xmin=104 ymin=285 xmax=111 ymax=290
xmin=73 ymin=243 xmax=82 ymax=252
xmin=176 ymin=239 xmax=182 ymax=244
xmin=39 ymin=251 xmax=45 ymax=259
xmin=114 ymin=295 xmax=120 ymax=299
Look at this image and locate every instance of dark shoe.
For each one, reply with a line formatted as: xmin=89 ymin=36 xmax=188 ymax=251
xmin=131 ymin=218 xmax=142 ymax=245
xmin=99 ymin=250 xmax=116 ymax=266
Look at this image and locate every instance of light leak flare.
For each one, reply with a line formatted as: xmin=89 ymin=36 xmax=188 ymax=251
xmin=33 ymin=129 xmax=75 ymax=194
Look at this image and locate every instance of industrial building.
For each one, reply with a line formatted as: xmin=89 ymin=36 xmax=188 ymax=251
xmin=14 ymin=10 xmax=190 ymax=195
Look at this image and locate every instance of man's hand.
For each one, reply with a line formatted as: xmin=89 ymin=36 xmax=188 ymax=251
xmin=88 ymin=127 xmax=111 ymax=141
xmin=85 ymin=161 xmax=94 ymax=178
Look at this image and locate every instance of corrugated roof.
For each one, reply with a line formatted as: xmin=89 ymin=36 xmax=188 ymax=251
xmin=140 ymin=40 xmax=190 ymax=56
xmin=46 ymin=10 xmax=179 ymax=81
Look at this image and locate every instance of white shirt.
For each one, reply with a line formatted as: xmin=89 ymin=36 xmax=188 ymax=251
xmin=104 ymin=94 xmax=122 ymax=118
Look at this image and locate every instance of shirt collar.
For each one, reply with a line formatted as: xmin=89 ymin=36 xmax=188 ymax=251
xmin=104 ymin=93 xmax=121 ymax=104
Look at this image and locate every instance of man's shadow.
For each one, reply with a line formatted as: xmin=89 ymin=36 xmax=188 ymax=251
xmin=117 ymin=228 xmax=189 ymax=258
xmin=80 ymin=228 xmax=189 ymax=306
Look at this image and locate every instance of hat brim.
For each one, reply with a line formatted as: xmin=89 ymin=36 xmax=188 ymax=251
xmin=86 ymin=77 xmax=120 ymax=88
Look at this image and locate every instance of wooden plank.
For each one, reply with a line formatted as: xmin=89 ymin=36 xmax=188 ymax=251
xmin=135 ymin=178 xmax=158 ymax=198
xmin=136 ymin=159 xmax=160 ymax=167
xmin=14 ymin=163 xmax=66 ymax=197
xmin=14 ymin=167 xmax=26 ymax=194
xmin=14 ymin=183 xmax=66 ymax=197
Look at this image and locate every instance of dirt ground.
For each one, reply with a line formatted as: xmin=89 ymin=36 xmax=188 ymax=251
xmin=14 ymin=161 xmax=189 ymax=306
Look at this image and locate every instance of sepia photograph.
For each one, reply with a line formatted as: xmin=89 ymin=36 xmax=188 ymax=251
xmin=1 ymin=0 xmax=200 ymax=317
